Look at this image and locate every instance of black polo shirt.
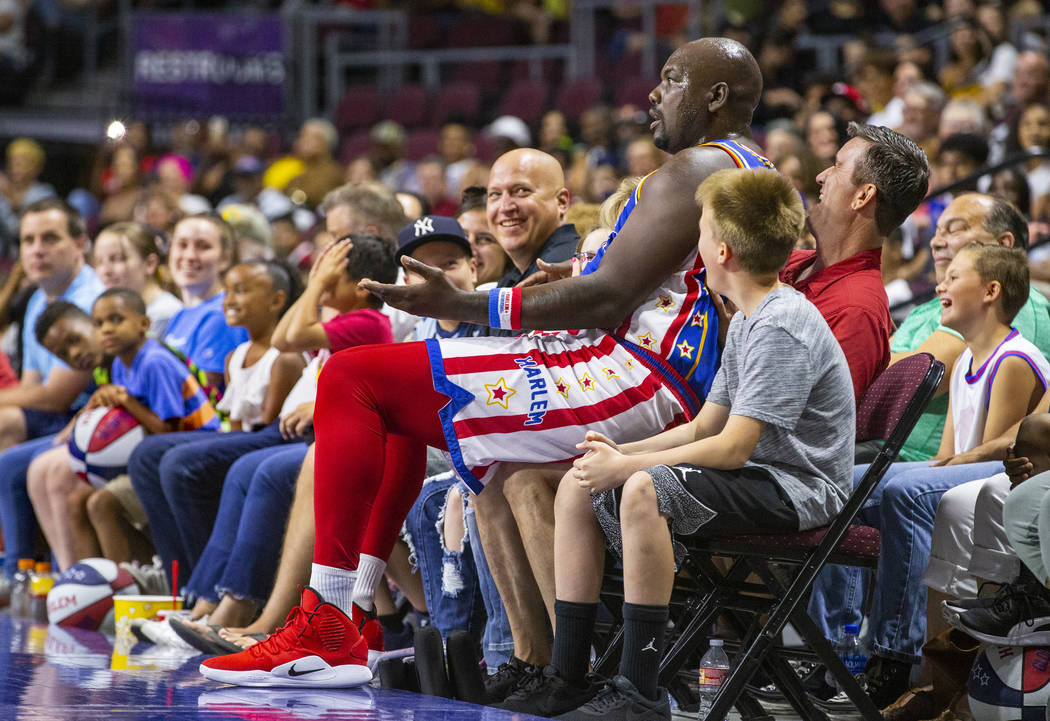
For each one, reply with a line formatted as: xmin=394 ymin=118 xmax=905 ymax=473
xmin=487 ymin=223 xmax=579 ymax=337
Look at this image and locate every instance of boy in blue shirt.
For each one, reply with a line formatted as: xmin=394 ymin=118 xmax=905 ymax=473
xmin=28 ymin=288 xmax=219 ymax=568
xmin=91 ymin=288 xmax=219 ymax=434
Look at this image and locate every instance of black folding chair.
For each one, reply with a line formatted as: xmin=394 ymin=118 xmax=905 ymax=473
xmin=595 ymin=352 xmax=943 ymax=720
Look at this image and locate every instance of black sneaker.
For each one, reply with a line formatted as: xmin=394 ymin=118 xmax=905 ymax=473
xmin=942 ymin=582 xmax=1012 ymax=624
xmin=554 ymin=675 xmax=671 ymax=721
xmin=496 ymin=665 xmax=602 ymax=716
xmin=952 ymin=583 xmax=1050 ymax=646
xmin=859 ymin=656 xmax=913 ymax=710
xmin=483 ymin=656 xmax=541 ymax=704
xmin=802 ymin=663 xmax=837 ymax=702
xmin=745 ymin=659 xmax=817 ymax=704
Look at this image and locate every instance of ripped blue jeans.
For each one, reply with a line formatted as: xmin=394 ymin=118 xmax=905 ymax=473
xmin=403 ymin=471 xmax=513 ymax=668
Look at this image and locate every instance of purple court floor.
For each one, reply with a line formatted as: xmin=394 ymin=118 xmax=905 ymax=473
xmin=0 ymin=613 xmax=549 ymax=720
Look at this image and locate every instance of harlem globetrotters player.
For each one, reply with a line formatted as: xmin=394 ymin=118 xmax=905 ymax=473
xmin=200 ymin=36 xmax=774 ymax=688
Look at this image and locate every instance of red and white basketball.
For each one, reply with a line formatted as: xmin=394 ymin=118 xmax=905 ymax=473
xmin=68 ymin=407 xmax=145 ymax=488
xmin=46 ymin=558 xmax=139 ymax=630
xmin=968 ymin=644 xmax=1050 ymax=721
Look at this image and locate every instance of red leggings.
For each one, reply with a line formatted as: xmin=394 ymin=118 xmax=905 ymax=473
xmin=313 ymin=342 xmax=449 ymax=570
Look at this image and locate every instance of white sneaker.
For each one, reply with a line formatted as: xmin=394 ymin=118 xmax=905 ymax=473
xmin=137 ymin=615 xmax=196 ymax=651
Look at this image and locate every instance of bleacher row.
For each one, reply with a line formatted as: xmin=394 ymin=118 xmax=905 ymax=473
xmin=335 ymin=74 xmax=657 ymax=164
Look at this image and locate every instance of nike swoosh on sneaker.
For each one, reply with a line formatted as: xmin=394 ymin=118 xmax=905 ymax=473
xmin=288 ymin=663 xmax=324 ymax=677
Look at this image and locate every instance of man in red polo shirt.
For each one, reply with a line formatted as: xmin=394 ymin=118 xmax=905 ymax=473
xmin=781 ymin=123 xmax=929 ymax=402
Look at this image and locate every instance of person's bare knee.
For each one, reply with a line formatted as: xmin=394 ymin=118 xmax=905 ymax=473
xmin=66 ymin=483 xmax=93 ymax=515
xmin=442 ymin=486 xmax=465 ymax=553
xmin=620 ymin=472 xmax=660 ymax=524
xmin=554 ymin=469 xmax=595 ymax=523
xmin=46 ymin=464 xmax=78 ymax=501
xmin=86 ymin=488 xmax=120 ymax=526
xmin=504 ymin=467 xmax=555 ymax=512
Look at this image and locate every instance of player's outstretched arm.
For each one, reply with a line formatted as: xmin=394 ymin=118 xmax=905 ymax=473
xmin=361 ymin=148 xmax=734 ymax=331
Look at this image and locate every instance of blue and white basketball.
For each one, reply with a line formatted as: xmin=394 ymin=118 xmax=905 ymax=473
xmin=46 ymin=558 xmax=139 ymax=630
xmin=68 ymin=407 xmax=144 ymax=488
xmin=969 ymin=644 xmax=1050 ymax=721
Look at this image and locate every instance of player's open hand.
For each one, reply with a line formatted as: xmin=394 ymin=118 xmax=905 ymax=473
xmin=1005 ymin=443 xmax=1034 ymax=488
xmin=517 ymin=258 xmax=573 ymax=288
xmin=360 ymin=256 xmax=462 ymax=318
xmin=572 ymin=438 xmax=634 ymax=493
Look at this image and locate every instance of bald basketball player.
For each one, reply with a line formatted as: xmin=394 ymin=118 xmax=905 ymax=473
xmin=200 ymin=37 xmax=771 ymax=691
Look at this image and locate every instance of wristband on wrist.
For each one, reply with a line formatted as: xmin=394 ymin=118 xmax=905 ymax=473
xmin=487 ymin=287 xmax=522 ymax=330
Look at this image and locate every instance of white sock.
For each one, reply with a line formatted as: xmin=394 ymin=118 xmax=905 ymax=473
xmin=351 ymin=554 xmax=387 ymax=614
xmin=309 ymin=563 xmax=357 ymax=616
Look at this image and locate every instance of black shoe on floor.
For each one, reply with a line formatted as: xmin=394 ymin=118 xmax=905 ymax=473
xmin=554 ymin=675 xmax=671 ymax=721
xmin=950 ymin=573 xmax=1050 ymax=646
xmin=483 ymin=656 xmax=542 ymax=704
xmin=860 ymin=656 xmax=913 ymax=710
xmin=942 ymin=581 xmax=1012 ymax=625
xmin=496 ymin=665 xmax=602 ymax=717
xmin=745 ymin=659 xmax=818 ymax=704
xmin=801 ymin=663 xmax=837 ymax=702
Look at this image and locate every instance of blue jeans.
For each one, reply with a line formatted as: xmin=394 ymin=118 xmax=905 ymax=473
xmin=0 ymin=435 xmax=56 ymax=576
xmin=405 ymin=474 xmax=485 ymax=636
xmin=404 ymin=472 xmax=512 ymax=669
xmin=808 ymin=460 xmax=1003 ymax=663
xmin=186 ymin=444 xmax=308 ymax=604
xmin=128 ymin=422 xmax=290 ymax=581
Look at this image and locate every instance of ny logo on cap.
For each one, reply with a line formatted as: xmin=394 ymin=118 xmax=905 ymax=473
xmin=414 ymin=217 xmax=435 ymax=237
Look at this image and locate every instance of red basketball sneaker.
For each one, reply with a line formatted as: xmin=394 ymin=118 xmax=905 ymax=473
xmin=199 ymin=587 xmax=371 ymax=688
xmin=351 ymin=603 xmax=384 ymax=653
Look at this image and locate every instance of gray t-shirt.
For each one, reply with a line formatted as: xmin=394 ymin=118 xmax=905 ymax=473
xmin=707 ymin=285 xmax=855 ymax=529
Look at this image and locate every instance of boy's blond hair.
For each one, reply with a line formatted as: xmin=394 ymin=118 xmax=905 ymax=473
xmin=959 ymin=242 xmax=1030 ymax=324
xmin=598 ymin=176 xmax=642 ymax=230
xmin=694 ymin=169 xmax=804 ymax=276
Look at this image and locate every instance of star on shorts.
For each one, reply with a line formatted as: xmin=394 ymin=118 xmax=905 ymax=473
xmin=484 ymin=377 xmax=516 ymax=409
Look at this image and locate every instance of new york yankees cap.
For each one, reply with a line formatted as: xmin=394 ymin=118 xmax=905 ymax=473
xmin=396 ymin=215 xmax=472 ymax=262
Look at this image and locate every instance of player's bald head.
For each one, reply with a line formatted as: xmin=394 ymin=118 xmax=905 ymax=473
xmin=491 ymin=148 xmax=565 ymax=193
xmin=678 ymin=37 xmax=762 ymax=122
xmin=650 ymin=37 xmax=761 ymax=152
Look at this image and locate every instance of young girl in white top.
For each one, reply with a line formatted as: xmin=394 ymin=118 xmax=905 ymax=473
xmin=218 ymin=260 xmax=308 ymax=431
xmin=92 ymin=222 xmax=183 ymax=338
xmin=938 ymin=242 xmax=1049 ymax=458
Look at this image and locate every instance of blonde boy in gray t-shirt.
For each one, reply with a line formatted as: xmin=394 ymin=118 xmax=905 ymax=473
xmin=516 ymin=169 xmax=855 ymax=721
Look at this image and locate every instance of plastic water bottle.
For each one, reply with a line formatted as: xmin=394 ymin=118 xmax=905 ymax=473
xmin=839 ymin=624 xmax=867 ymax=675
xmin=697 ymin=639 xmax=731 ymax=721
xmin=826 ymin=624 xmax=867 ymax=689
xmin=10 ymin=558 xmax=34 ymax=617
xmin=28 ymin=562 xmax=54 ymax=623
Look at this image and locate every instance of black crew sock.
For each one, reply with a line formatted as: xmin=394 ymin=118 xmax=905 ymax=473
xmin=619 ymin=602 xmax=668 ymax=701
xmin=552 ymin=599 xmax=598 ymax=686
